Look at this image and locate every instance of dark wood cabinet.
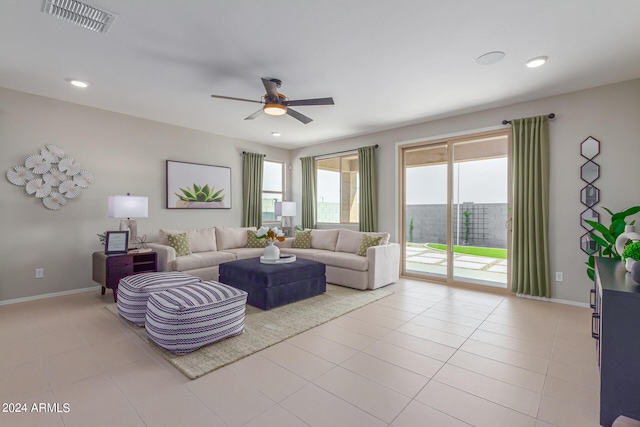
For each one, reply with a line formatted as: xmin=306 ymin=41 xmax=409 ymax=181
xmin=594 ymin=257 xmax=640 ymax=426
xmin=92 ymin=251 xmax=157 ymax=302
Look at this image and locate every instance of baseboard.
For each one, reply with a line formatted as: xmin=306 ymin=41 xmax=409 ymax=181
xmin=516 ymin=293 xmax=590 ymax=308
xmin=0 ymin=286 xmax=101 ymax=306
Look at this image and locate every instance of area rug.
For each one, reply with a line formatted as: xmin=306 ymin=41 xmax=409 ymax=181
xmin=106 ymin=284 xmax=392 ymax=379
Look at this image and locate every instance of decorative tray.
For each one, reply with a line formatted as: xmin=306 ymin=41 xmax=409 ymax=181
xmin=260 ymin=255 xmax=297 ymax=264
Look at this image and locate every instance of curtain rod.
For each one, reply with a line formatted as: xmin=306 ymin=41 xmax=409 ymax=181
xmin=502 ymin=113 xmax=555 ymax=125
xmin=315 ymin=144 xmax=379 ymax=158
xmin=241 ymin=151 xmax=266 ymax=157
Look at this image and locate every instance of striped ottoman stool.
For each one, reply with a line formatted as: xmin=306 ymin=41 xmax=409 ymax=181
xmin=117 ymin=272 xmax=201 ymax=326
xmin=145 ymin=281 xmax=248 ymax=354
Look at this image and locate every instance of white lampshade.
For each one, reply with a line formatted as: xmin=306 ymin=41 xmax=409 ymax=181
xmin=281 ymin=201 xmax=296 ymax=217
xmin=108 ymin=195 xmax=148 ymax=218
xmin=275 ymin=201 xmax=296 ymax=217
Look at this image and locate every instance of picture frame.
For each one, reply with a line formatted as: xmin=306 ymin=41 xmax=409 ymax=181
xmin=166 ymin=160 xmax=231 ymax=209
xmin=105 ymin=231 xmax=130 ymax=255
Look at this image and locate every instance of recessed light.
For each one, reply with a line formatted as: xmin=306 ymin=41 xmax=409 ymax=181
xmin=526 ymin=56 xmax=548 ymax=68
xmin=271 ymin=132 xmax=281 ymax=137
xmin=69 ymin=80 xmax=89 ymax=88
xmin=476 ymin=51 xmax=505 ymax=66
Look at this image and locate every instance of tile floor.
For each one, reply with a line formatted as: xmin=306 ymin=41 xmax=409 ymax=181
xmin=0 ymin=278 xmax=600 ymax=427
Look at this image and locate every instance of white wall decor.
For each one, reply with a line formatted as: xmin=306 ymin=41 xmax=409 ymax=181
xmin=6 ymin=145 xmax=95 ymax=210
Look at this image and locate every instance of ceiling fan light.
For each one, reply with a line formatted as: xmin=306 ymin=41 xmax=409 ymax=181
xmin=263 ymin=104 xmax=287 ymax=116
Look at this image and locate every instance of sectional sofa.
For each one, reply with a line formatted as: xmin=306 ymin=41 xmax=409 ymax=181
xmin=146 ymin=227 xmax=400 ymax=290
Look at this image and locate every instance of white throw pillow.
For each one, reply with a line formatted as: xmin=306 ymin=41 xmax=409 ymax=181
xmin=335 ymin=228 xmax=390 ymax=253
xmin=216 ymin=227 xmax=256 ymax=250
xmin=159 ymin=227 xmax=217 ymax=252
xmin=189 ymin=228 xmax=217 ymax=252
xmin=310 ymin=229 xmax=340 ymax=251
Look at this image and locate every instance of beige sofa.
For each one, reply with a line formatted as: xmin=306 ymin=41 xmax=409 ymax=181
xmin=147 ymin=227 xmax=400 ymax=290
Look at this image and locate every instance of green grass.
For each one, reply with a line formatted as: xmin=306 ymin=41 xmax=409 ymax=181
xmin=426 ymin=243 xmax=508 ymax=259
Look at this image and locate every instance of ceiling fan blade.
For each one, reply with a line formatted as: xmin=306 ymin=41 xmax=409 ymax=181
xmin=244 ymin=109 xmax=263 ymax=120
xmin=261 ymin=78 xmax=281 ymax=102
xmin=287 ymin=108 xmax=313 ymax=124
xmin=284 ymin=97 xmax=334 ymax=107
xmin=211 ymin=94 xmax=263 ymax=104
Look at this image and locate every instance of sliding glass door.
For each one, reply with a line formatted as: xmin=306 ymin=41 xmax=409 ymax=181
xmin=401 ymin=131 xmax=510 ymax=289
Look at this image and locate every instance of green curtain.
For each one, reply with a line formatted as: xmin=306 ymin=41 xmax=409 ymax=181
xmin=300 ymin=156 xmax=316 ymax=229
xmin=511 ymin=115 xmax=550 ymax=297
xmin=358 ymin=145 xmax=378 ymax=232
xmin=242 ymin=152 xmax=264 ymax=228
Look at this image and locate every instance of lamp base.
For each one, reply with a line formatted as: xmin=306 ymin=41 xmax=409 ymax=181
xmin=281 ymin=216 xmax=293 ymax=237
xmin=119 ymin=219 xmax=138 ymax=249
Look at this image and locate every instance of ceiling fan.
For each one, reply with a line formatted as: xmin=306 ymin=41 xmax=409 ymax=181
xmin=211 ymin=78 xmax=334 ymax=124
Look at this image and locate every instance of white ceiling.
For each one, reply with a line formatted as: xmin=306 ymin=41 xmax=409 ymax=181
xmin=2 ymin=0 xmax=640 ymax=149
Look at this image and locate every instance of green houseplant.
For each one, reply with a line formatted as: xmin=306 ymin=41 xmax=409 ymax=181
xmin=463 ymin=210 xmax=471 ymax=244
xmin=622 ymin=240 xmax=640 ymax=265
xmin=409 ymin=217 xmax=414 ymax=243
xmin=585 ymin=206 xmax=640 ymax=281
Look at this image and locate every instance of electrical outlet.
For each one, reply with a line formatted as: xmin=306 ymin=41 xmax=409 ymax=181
xmin=35 ymin=268 xmax=44 ymax=279
xmin=555 ymin=272 xmax=563 ymax=282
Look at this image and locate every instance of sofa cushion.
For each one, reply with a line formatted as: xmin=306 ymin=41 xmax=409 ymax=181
xmin=188 ymin=228 xmax=217 ymax=252
xmin=159 ymin=227 xmax=217 ymax=253
xmin=356 ymin=234 xmax=383 ymax=256
xmin=280 ymin=248 xmax=328 ymax=260
xmin=310 ymin=229 xmax=339 ymax=251
xmin=220 ymin=248 xmax=265 ymax=260
xmin=313 ymin=251 xmax=369 ymax=272
xmin=216 ymin=227 xmax=256 ymax=250
xmin=335 ymin=229 xmax=390 ymax=253
xmin=167 ymin=233 xmax=192 ymax=257
xmin=246 ymin=230 xmax=267 ymax=248
xmin=291 ymin=229 xmax=311 ymax=249
xmin=172 ymin=251 xmax=235 ymax=271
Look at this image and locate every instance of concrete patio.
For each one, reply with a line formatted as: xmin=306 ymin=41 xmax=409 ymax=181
xmin=405 ymin=244 xmax=508 ymax=288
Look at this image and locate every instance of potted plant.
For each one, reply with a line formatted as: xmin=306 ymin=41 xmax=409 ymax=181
xmin=622 ymin=241 xmax=640 ymax=272
xmin=585 ymin=205 xmax=640 ymax=281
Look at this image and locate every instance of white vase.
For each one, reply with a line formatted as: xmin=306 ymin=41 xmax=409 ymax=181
xmin=626 ymin=258 xmax=637 ymax=273
xmin=615 ymin=225 xmax=640 ymax=257
xmin=263 ymin=241 xmax=280 ymax=260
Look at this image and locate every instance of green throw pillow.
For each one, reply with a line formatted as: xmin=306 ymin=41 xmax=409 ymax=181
xmin=246 ymin=230 xmax=267 ymax=248
xmin=292 ymin=229 xmax=312 ymax=249
xmin=356 ymin=234 xmax=383 ymax=257
xmin=167 ymin=233 xmax=192 ymax=257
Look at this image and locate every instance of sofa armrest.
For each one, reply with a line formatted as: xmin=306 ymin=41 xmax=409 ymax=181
xmin=367 ymin=243 xmax=400 ymax=289
xmin=146 ymin=243 xmax=176 ymax=272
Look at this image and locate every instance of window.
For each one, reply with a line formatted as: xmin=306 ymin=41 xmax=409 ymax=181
xmin=316 ymin=154 xmax=359 ymax=224
xmin=262 ymin=160 xmax=284 ymax=222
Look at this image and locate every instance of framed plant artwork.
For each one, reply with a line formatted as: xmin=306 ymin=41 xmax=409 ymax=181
xmin=105 ymin=231 xmax=129 ymax=254
xmin=166 ymin=160 xmax=231 ymax=209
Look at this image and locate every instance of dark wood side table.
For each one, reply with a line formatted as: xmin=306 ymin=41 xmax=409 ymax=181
xmin=92 ymin=251 xmax=157 ymax=302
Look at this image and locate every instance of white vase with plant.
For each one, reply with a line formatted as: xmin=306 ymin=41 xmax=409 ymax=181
xmin=256 ymin=226 xmax=285 ymax=260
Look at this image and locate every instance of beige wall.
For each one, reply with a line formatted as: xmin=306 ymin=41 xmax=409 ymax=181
xmin=0 ymin=88 xmax=290 ymax=302
xmin=291 ymin=79 xmax=640 ymax=304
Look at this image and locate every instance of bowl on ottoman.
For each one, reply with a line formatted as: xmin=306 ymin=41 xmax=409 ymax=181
xmin=145 ymin=281 xmax=248 ymax=354
xmin=117 ymin=271 xmax=202 ymax=326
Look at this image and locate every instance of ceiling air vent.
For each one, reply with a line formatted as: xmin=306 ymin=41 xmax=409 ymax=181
xmin=42 ymin=0 xmax=118 ymax=34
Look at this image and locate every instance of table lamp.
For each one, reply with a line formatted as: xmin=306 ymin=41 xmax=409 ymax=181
xmin=275 ymin=201 xmax=296 ymax=236
xmin=108 ymin=193 xmax=148 ymax=248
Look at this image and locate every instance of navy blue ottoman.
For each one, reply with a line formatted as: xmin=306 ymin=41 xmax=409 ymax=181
xmin=218 ymin=257 xmax=326 ymax=310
